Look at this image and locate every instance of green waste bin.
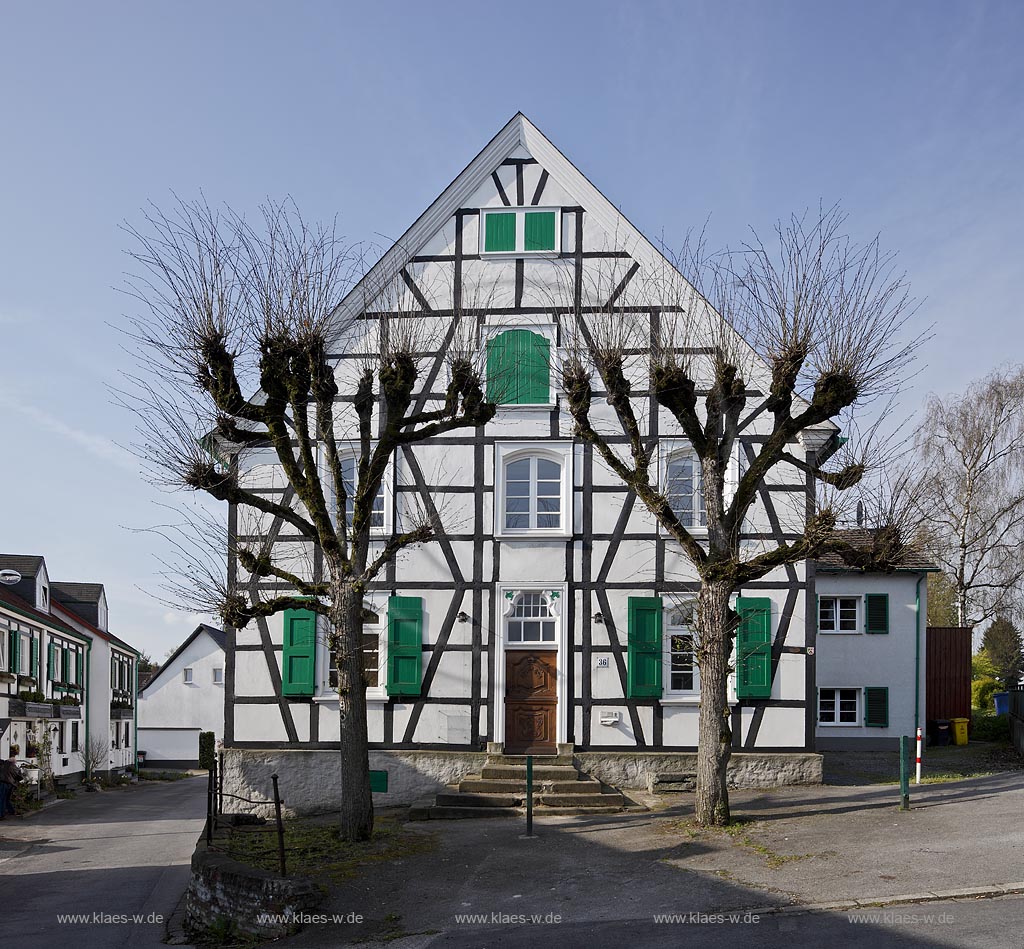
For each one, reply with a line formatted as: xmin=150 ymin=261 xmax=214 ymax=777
xmin=951 ymin=717 xmax=970 ymax=746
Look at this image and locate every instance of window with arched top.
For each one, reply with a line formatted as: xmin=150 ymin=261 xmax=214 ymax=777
xmin=506 ymin=592 xmax=558 ymax=644
xmin=503 ymin=455 xmax=562 ymax=531
xmin=486 ymin=329 xmax=550 ymax=405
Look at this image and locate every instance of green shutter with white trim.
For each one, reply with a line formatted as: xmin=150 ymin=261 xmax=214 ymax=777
xmin=281 ymin=608 xmax=317 ymax=696
xmin=63 ymin=647 xmax=71 ymax=684
xmin=76 ymin=651 xmax=84 ymax=687
xmin=864 ymin=686 xmax=889 ymax=727
xmin=865 ymin=594 xmax=889 ymax=634
xmin=735 ymin=597 xmax=772 ymax=698
xmin=627 ymin=596 xmax=663 ymax=697
xmin=484 ymin=212 xmax=516 ymax=252
xmin=486 ymin=329 xmax=550 ymax=405
xmin=47 ymin=641 xmax=56 ymax=682
xmin=30 ymin=636 xmax=38 ymax=680
xmin=524 ymin=211 xmax=556 ymax=251
xmin=387 ymin=596 xmax=422 ymax=696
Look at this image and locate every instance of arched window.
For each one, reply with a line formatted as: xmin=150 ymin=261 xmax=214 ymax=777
xmin=665 ymin=452 xmax=706 ymax=528
xmin=507 ymin=592 xmax=557 ymax=643
xmin=340 ymin=456 xmax=385 ymax=529
xmin=486 ymin=329 xmax=550 ymax=405
xmin=503 ymin=455 xmax=562 ymax=530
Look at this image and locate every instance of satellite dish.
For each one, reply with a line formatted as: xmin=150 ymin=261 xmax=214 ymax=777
xmin=0 ymin=569 xmax=22 ymax=586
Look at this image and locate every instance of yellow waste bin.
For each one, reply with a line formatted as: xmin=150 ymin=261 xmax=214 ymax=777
xmin=951 ymin=717 xmax=970 ymax=745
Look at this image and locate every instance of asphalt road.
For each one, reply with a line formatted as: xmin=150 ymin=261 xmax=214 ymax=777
xmin=0 ymin=776 xmax=206 ymax=949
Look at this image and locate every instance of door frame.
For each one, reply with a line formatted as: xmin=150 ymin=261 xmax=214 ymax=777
xmin=493 ymin=582 xmax=568 ymax=751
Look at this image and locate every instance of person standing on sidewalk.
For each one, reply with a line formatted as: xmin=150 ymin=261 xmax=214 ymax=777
xmin=0 ymin=752 xmax=23 ymax=819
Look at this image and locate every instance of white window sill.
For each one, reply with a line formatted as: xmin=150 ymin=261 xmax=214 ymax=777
xmin=818 ymin=630 xmax=864 ymax=636
xmin=314 ymin=692 xmax=388 ymax=705
xmin=494 ymin=403 xmax=558 ymax=412
xmin=496 ymin=531 xmax=571 ymax=541
xmin=479 ymin=251 xmax=560 ymax=260
xmin=817 ymin=721 xmax=860 ymax=727
xmin=660 ymin=695 xmax=702 ymax=706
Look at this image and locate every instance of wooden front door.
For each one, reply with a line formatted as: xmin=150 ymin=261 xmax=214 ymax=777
xmin=504 ymin=651 xmax=557 ymax=754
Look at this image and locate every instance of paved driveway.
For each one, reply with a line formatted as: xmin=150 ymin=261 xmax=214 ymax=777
xmin=0 ymin=776 xmax=206 ymax=949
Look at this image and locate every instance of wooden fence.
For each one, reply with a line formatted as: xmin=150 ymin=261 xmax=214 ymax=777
xmin=926 ymin=626 xmax=972 ymax=725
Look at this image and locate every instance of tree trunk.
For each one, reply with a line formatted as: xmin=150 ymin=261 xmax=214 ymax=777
xmin=332 ymin=583 xmax=374 ymax=841
xmin=694 ymin=579 xmax=733 ymax=826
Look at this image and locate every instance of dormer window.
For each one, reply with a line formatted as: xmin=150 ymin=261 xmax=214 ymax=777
xmin=481 ymin=208 xmax=559 ymax=254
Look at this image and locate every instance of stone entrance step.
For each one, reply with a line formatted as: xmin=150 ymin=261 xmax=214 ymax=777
xmin=412 ymin=753 xmax=633 ymax=820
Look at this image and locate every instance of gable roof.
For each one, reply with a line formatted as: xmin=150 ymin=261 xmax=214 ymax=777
xmin=0 ymin=554 xmax=44 ymax=578
xmin=0 ymin=586 xmax=86 ymax=641
xmin=814 ymin=529 xmax=938 ymax=573
xmin=50 ymin=581 xmax=105 ymax=605
xmin=140 ymin=623 xmax=225 ymax=694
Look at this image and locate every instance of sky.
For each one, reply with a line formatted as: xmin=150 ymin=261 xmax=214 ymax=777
xmin=1 ymin=1 xmax=1021 ymax=659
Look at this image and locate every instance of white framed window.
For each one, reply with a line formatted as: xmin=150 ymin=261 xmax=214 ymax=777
xmin=319 ymin=602 xmax=386 ymax=702
xmin=505 ymin=592 xmax=558 ymax=645
xmin=819 ymin=596 xmax=861 ymax=633
xmin=479 ymin=207 xmax=561 ymax=255
xmin=494 ymin=442 xmax=573 ymax=538
xmin=18 ymin=632 xmax=31 ymax=676
xmin=0 ymin=627 xmax=6 ymax=672
xmin=183 ymin=667 xmax=194 ymax=684
xmin=340 ymin=455 xmax=386 ymax=530
xmin=213 ymin=667 xmax=224 ymax=685
xmin=52 ymin=646 xmax=62 ymax=684
xmin=662 ymin=447 xmax=707 ymax=530
xmin=818 ymin=687 xmax=860 ymax=726
xmin=665 ymin=601 xmax=699 ymax=695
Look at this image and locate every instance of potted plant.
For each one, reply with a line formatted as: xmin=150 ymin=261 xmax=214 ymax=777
xmin=58 ymin=696 xmax=82 ymax=719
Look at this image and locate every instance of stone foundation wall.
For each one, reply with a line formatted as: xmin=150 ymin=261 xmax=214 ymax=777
xmin=576 ymin=751 xmax=823 ymax=791
xmin=222 ymin=748 xmax=485 ymax=814
xmin=186 ymin=834 xmax=321 ymax=940
xmin=223 ymin=747 xmax=821 ymax=810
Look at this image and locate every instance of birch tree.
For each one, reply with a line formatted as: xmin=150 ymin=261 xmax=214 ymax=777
xmin=123 ymin=199 xmax=495 ymax=840
xmin=915 ymin=366 xmax=1024 ymax=627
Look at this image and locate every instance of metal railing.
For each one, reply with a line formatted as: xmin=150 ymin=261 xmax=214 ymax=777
xmin=205 ymin=752 xmax=287 ymax=876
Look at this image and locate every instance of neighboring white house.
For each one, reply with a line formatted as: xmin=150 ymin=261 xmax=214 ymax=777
xmin=138 ymin=624 xmax=226 ymax=768
xmin=220 ymin=114 xmax=837 ymax=811
xmin=814 ymin=530 xmax=935 ymax=750
xmin=0 ymin=554 xmax=140 ymax=783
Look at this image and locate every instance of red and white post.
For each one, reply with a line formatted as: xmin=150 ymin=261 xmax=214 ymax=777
xmin=915 ymin=726 xmax=923 ymax=785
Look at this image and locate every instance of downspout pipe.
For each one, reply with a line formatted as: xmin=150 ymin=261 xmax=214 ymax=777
xmin=84 ymin=639 xmax=92 ymax=780
xmin=915 ymin=574 xmax=924 ymax=734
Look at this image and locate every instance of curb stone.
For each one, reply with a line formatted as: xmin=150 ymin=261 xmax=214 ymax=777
xmin=740 ymin=882 xmax=1024 ymax=917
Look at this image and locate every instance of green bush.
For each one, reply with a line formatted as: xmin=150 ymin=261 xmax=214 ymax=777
xmin=199 ymin=731 xmax=216 ymax=771
xmin=971 ymin=712 xmax=1011 ymax=742
xmin=973 ymin=677 xmax=1000 ymax=712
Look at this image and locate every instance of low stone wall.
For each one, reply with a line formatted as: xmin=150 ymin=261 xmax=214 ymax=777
xmin=576 ymin=751 xmax=823 ymax=791
xmin=223 ymin=747 xmax=821 ymax=811
xmin=186 ymin=832 xmax=321 ymax=940
xmin=222 ymin=748 xmax=485 ymax=814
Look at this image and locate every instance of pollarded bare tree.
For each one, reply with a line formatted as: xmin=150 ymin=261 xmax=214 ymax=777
xmin=122 ymin=199 xmax=496 ymax=840
xmin=914 ymin=366 xmax=1024 ymax=628
xmin=557 ymin=207 xmax=922 ymax=825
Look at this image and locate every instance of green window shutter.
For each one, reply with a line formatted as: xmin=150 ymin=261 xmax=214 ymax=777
xmin=627 ymin=596 xmax=663 ymax=697
xmin=31 ymin=636 xmax=38 ymax=680
xmin=487 ymin=329 xmax=550 ymax=405
xmin=735 ymin=597 xmax=772 ymax=698
xmin=47 ymin=642 xmax=55 ymax=681
xmin=864 ymin=686 xmax=889 ymax=727
xmin=281 ymin=608 xmax=317 ymax=696
xmin=63 ymin=647 xmax=71 ymax=684
xmin=486 ymin=332 xmax=516 ymax=404
xmin=76 ymin=651 xmax=84 ymax=686
xmin=484 ymin=212 xmax=516 ymax=252
xmin=387 ymin=596 xmax=422 ymax=697
xmin=865 ymin=594 xmax=889 ymax=634
xmin=6 ymin=630 xmax=14 ymax=673
xmin=524 ymin=211 xmax=556 ymax=251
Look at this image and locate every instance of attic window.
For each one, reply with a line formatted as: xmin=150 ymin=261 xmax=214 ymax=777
xmin=481 ymin=208 xmax=559 ymax=254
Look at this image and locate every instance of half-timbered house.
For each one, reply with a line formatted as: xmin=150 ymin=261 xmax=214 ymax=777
xmin=223 ymin=114 xmax=834 ymax=810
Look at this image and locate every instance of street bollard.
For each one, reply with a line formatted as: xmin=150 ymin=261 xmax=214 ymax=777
xmin=915 ymin=726 xmax=922 ymax=785
xmin=899 ymin=735 xmax=910 ymax=810
xmin=525 ymin=754 xmax=534 ymax=837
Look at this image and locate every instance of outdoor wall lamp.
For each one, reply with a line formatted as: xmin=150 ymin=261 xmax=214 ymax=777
xmin=593 ymin=612 xmax=605 ymax=624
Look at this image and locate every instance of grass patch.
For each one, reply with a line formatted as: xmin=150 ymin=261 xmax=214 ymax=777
xmin=139 ymin=769 xmax=190 ymax=781
xmin=226 ymin=815 xmax=436 ymax=884
xmin=665 ymin=816 xmax=818 ymax=869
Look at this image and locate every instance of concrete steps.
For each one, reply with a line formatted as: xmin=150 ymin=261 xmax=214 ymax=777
xmin=411 ymin=753 xmax=632 ymax=820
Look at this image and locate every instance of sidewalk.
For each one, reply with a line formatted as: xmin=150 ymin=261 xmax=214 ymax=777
xmin=275 ymin=770 xmax=1024 ymax=946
